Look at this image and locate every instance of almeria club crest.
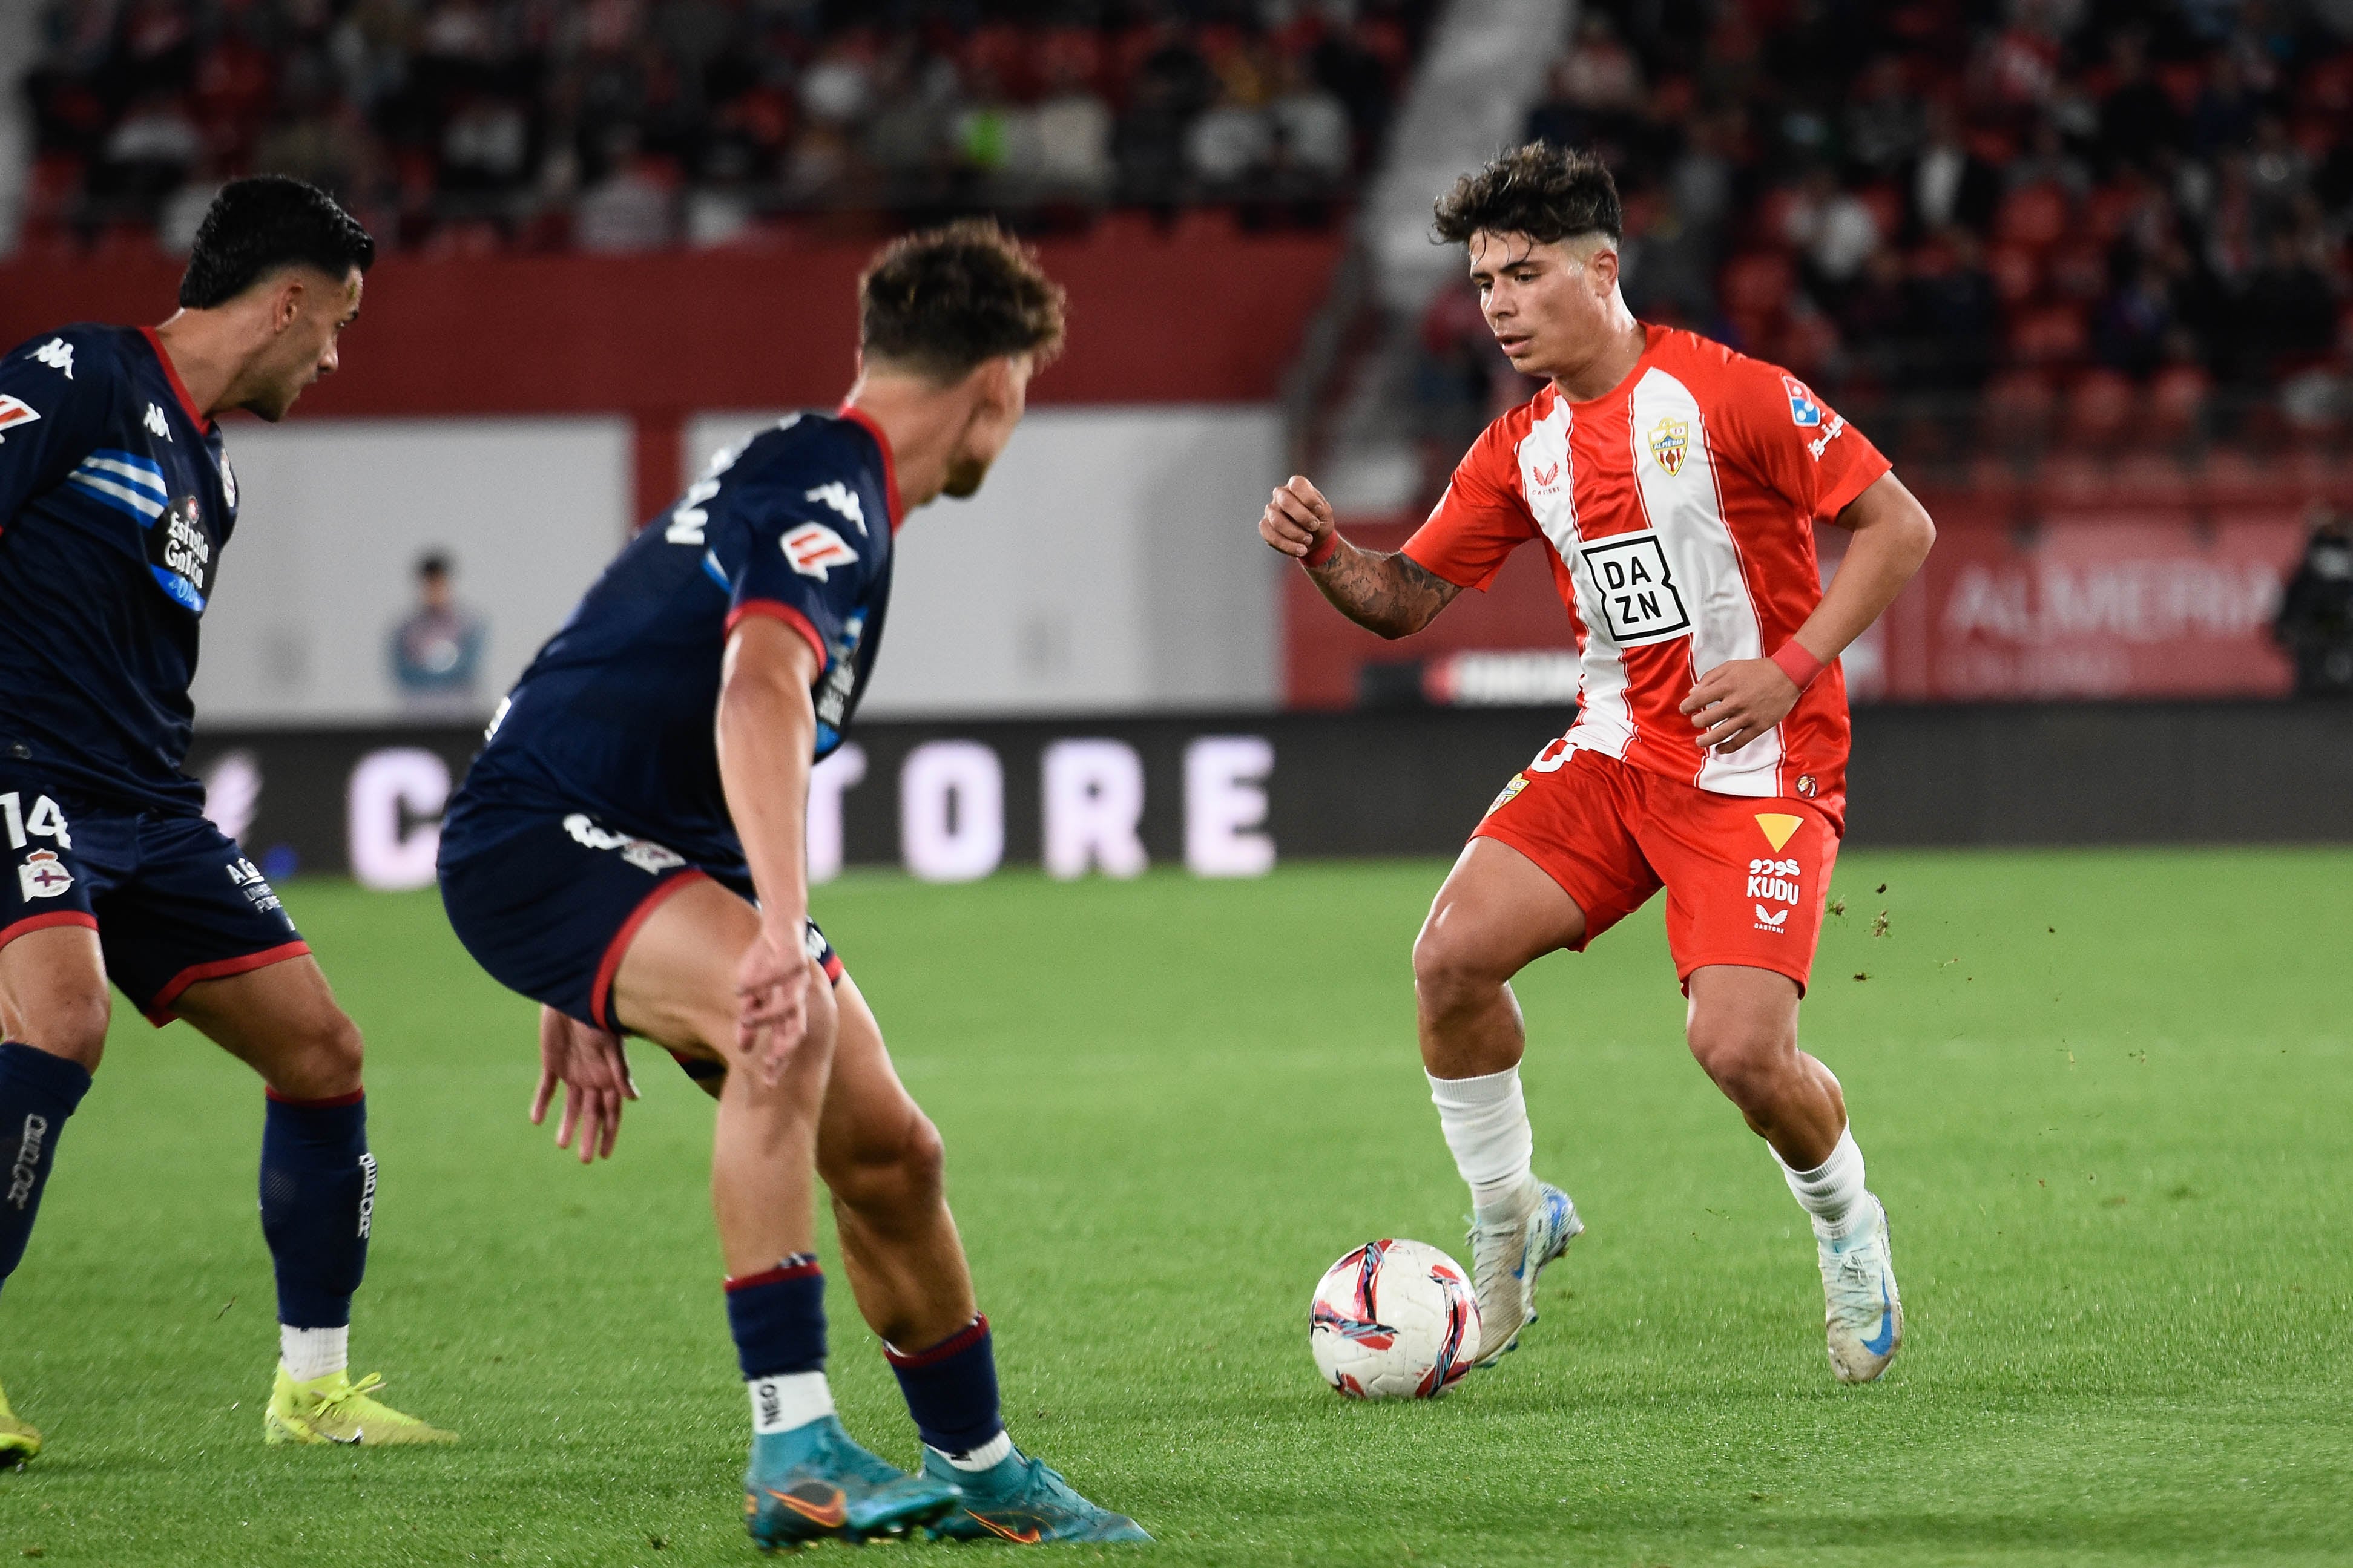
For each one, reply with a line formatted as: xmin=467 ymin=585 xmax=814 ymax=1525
xmin=1649 ymin=416 xmax=1689 ymax=476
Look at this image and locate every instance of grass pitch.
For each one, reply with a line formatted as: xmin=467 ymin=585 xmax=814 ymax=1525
xmin=4 ymin=850 xmax=2350 ymax=1567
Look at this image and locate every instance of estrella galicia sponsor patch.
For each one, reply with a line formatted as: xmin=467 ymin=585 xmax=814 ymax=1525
xmin=148 ymin=495 xmax=215 ymax=613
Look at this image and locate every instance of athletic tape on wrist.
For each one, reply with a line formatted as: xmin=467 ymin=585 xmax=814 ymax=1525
xmin=1302 ymin=529 xmax=1340 ymax=568
xmin=1770 ymin=639 xmax=1825 ymax=691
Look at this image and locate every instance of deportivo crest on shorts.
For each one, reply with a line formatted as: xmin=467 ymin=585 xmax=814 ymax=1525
xmin=1648 ymin=416 xmax=1688 ymax=476
xmin=18 ymin=848 xmax=71 ymax=900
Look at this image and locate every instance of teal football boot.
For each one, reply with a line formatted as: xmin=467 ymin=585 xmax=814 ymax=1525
xmin=920 ymin=1445 xmax=1150 ymax=1544
xmin=743 ymin=1415 xmax=961 ymax=1549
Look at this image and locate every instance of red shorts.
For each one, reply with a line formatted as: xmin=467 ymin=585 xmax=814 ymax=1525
xmin=1472 ymin=744 xmax=1840 ymax=992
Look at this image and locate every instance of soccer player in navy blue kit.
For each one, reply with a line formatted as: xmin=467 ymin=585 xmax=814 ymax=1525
xmin=0 ymin=177 xmax=452 ymax=1457
xmin=438 ymin=221 xmax=1144 ymax=1548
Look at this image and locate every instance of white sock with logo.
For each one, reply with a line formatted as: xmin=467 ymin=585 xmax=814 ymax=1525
xmin=1776 ymin=1127 xmax=1868 ymax=1245
xmin=1427 ymin=1066 xmax=1537 ymax=1222
xmin=748 ymin=1371 xmax=835 ymax=1435
xmin=928 ymin=1430 xmax=1016 ymax=1472
xmin=280 ymin=1324 xmax=348 ymax=1385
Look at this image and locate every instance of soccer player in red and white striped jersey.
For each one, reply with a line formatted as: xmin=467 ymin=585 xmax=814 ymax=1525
xmin=1262 ymin=143 xmax=1936 ymax=1384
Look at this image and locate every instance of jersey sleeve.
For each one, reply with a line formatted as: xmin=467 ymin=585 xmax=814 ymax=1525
xmin=1710 ymin=359 xmax=1892 ymax=523
xmin=0 ymin=332 xmax=113 ymax=528
xmin=710 ymin=453 xmax=873 ymax=675
xmin=1400 ymin=415 xmax=1538 ymax=590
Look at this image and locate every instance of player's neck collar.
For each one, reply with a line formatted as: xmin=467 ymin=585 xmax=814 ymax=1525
xmin=137 ymin=326 xmax=217 ymax=435
xmin=835 ymin=402 xmax=905 ymax=533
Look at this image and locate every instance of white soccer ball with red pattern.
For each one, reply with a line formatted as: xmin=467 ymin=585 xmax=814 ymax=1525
xmin=1308 ymin=1239 xmax=1479 ymax=1400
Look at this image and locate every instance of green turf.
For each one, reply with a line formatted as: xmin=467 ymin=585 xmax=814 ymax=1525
xmin=4 ymin=850 xmax=2350 ymax=1566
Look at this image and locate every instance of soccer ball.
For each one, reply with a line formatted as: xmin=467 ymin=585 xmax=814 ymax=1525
xmin=1308 ymin=1239 xmax=1479 ymax=1400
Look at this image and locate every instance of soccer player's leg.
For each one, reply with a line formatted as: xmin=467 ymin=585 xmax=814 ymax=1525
xmin=1424 ymin=750 xmax=1657 ymax=1365
xmin=812 ymin=976 xmax=1147 ymax=1544
xmin=0 ymin=905 xmax=108 ymax=1465
xmin=606 ymin=878 xmax=959 ymax=1548
xmin=1645 ymin=790 xmax=1901 ymax=1383
xmin=111 ymin=814 xmax=454 ymax=1443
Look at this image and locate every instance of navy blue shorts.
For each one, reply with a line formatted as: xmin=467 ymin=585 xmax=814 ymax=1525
xmin=0 ymin=773 xmax=309 ymax=1025
xmin=436 ymin=801 xmax=841 ymax=1037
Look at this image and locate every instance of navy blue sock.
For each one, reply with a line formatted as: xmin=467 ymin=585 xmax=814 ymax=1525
xmin=0 ymin=1042 xmax=93 ymax=1294
xmin=725 ymin=1254 xmax=827 ymax=1379
xmin=886 ymin=1316 xmax=1004 ymax=1457
xmin=258 ymin=1090 xmax=374 ymax=1329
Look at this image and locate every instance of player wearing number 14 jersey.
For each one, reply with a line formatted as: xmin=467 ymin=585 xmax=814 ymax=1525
xmin=0 ymin=177 xmax=450 ymax=1461
xmin=1262 ymin=144 xmax=1937 ymax=1385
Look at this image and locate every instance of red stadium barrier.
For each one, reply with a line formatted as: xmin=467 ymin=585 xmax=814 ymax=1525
xmin=0 ymin=229 xmax=1343 ymax=520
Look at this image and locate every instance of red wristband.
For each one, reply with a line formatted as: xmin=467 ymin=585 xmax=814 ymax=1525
xmin=1302 ymin=529 xmax=1340 ymax=568
xmin=1770 ymin=639 xmax=1825 ymax=691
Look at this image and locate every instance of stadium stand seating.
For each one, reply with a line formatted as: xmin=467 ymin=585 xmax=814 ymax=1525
xmin=1412 ymin=0 xmax=2353 ymax=467
xmin=15 ymin=0 xmax=1434 ymax=254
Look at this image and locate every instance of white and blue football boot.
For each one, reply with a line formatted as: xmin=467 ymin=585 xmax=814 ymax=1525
xmin=1820 ymin=1195 xmax=1904 ymax=1383
xmin=1465 ymin=1179 xmax=1584 ymax=1366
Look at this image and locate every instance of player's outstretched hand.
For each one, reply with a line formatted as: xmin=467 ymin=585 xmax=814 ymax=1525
xmin=1680 ymin=657 xmax=1802 ymax=755
xmin=531 ymin=1005 xmax=639 ymax=1164
xmin=734 ymin=922 xmax=812 ymax=1086
xmin=1260 ymin=475 xmax=1336 ymax=559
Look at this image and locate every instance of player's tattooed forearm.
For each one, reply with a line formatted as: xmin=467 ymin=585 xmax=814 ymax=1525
xmin=1309 ymin=546 xmax=1461 ymax=638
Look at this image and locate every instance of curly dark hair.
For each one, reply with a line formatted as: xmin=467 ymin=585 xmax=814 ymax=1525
xmin=179 ymin=175 xmax=375 ymax=309
xmin=1432 ymin=142 xmax=1622 ymax=248
xmin=858 ymin=219 xmax=1067 ymax=380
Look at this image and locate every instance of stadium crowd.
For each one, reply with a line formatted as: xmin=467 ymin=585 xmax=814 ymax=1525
xmin=15 ymin=0 xmax=1430 ymax=254
xmin=1419 ymin=1 xmax=2353 ymax=463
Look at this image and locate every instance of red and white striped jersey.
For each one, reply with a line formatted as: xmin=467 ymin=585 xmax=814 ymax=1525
xmin=1403 ymin=324 xmax=1891 ymax=828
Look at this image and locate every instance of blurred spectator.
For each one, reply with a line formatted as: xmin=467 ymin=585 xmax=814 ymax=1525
xmin=2093 ymin=259 xmax=2174 ymax=380
xmin=2099 ymin=31 xmax=2180 ymax=169
xmin=390 ymin=552 xmax=487 ymax=715
xmin=1904 ymin=100 xmax=1999 ymax=240
xmin=1032 ymin=61 xmax=1114 ymax=202
xmin=2272 ymin=507 xmax=2353 ymax=697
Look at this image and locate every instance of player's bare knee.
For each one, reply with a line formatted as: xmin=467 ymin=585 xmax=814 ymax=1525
xmin=275 ymin=1008 xmax=365 ymax=1099
xmin=21 ymin=992 xmax=110 ymax=1072
xmin=827 ymin=1111 xmax=946 ymax=1222
xmin=1685 ymin=1015 xmax=1792 ymax=1109
xmin=1411 ymin=924 xmax=1503 ymax=1022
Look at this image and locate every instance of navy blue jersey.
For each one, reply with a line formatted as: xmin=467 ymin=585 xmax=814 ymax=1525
xmin=0 ymin=324 xmax=239 ymax=812
xmin=456 ymin=408 xmax=899 ymax=861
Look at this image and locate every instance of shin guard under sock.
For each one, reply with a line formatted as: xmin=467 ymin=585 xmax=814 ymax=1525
xmin=886 ymin=1315 xmax=1004 ymax=1460
xmin=0 ymin=1042 xmax=93 ymax=1293
xmin=259 ymin=1089 xmax=373 ymax=1329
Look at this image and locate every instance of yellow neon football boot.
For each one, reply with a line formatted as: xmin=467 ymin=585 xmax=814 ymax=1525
xmin=0 ymin=1377 xmax=40 ymax=1464
xmin=264 ymin=1365 xmax=456 ymax=1446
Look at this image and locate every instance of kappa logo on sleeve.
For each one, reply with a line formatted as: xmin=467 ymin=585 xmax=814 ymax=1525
xmin=34 ymin=338 xmax=75 ymax=379
xmin=1782 ymin=375 xmax=1823 ymax=428
xmin=0 ymin=395 xmax=41 ymax=442
xmin=782 ymin=522 xmax=858 ymax=580
xmin=804 ymin=482 xmax=866 ymax=534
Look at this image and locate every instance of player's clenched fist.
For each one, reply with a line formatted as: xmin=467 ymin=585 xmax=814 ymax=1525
xmin=1260 ymin=475 xmax=1336 ymax=559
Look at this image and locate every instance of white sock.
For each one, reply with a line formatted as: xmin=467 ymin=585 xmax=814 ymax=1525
xmin=280 ymin=1324 xmax=349 ymax=1384
xmin=928 ymin=1430 xmax=1015 ymax=1472
xmin=1777 ymin=1127 xmax=1868 ymax=1244
xmin=748 ymin=1371 xmax=835 ymax=1435
xmin=1427 ymin=1066 xmax=1536 ymax=1219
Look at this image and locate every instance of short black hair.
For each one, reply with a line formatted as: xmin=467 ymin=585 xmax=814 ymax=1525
xmin=858 ymin=219 xmax=1066 ymax=381
xmin=416 ymin=551 xmax=452 ymax=579
xmin=1432 ymin=142 xmax=1622 ymax=248
xmin=179 ymin=176 xmax=377 ymax=310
